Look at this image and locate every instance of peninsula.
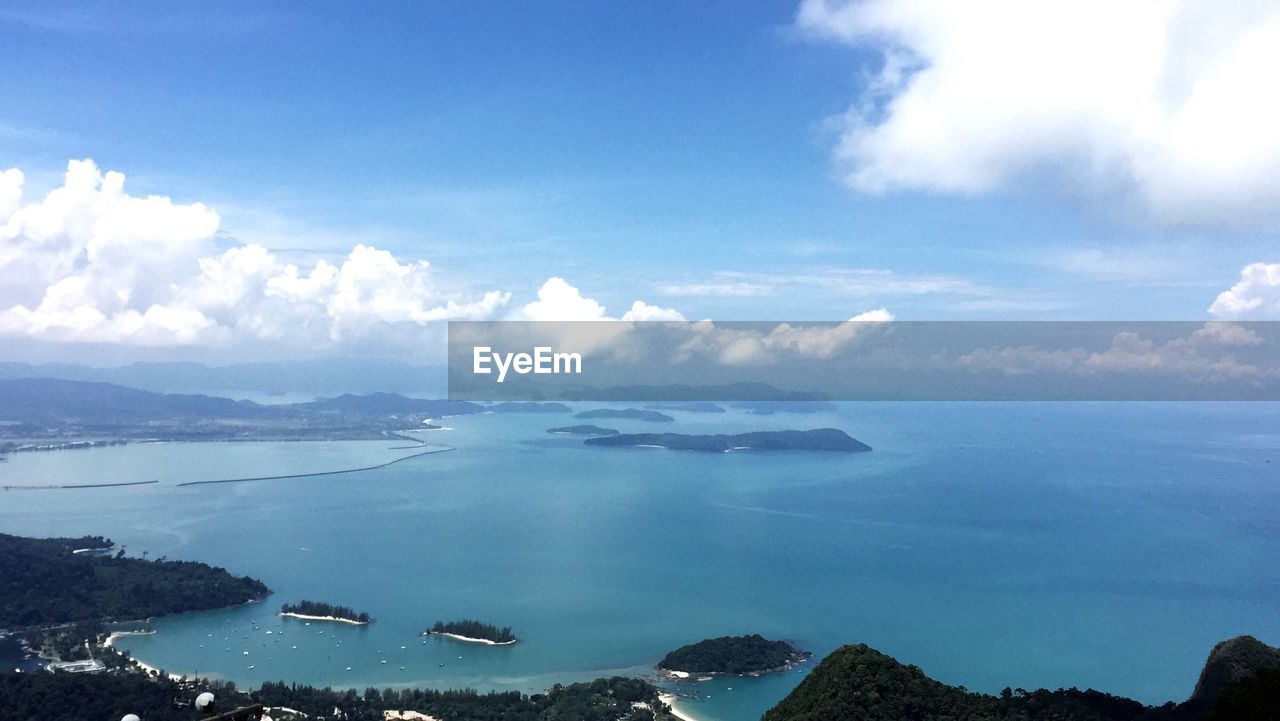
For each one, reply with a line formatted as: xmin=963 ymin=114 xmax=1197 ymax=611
xmin=0 ymin=533 xmax=269 ymax=627
xmin=280 ymin=601 xmax=371 ymax=625
xmin=423 ymin=620 xmax=516 ymax=646
xmin=584 ymin=429 xmax=871 ymax=453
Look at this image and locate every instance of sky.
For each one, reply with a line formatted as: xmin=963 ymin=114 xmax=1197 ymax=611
xmin=2 ymin=0 xmax=1279 ymax=363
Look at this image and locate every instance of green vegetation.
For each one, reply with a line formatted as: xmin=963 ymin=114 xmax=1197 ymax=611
xmin=762 ymin=638 xmax=1280 ymax=721
xmin=0 ymin=671 xmax=677 ymax=721
xmin=426 ymin=620 xmax=516 ymax=644
xmin=0 ymin=533 xmax=269 ymax=627
xmin=280 ymin=600 xmax=371 ymax=624
xmin=586 ymin=429 xmax=872 ymax=452
xmin=547 ymin=425 xmax=620 ymax=436
xmin=658 ymin=635 xmax=804 ymax=675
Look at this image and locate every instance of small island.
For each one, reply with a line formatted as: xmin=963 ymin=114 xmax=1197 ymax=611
xmin=574 ymin=408 xmax=675 ymax=423
xmin=658 ymin=634 xmax=809 ymax=676
xmin=584 ymin=428 xmax=871 ymax=453
xmin=279 ymin=600 xmax=371 ymax=625
xmin=547 ymin=425 xmax=620 ymax=436
xmin=423 ymin=620 xmax=517 ymax=645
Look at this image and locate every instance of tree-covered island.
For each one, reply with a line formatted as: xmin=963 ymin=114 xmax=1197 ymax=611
xmin=658 ymin=635 xmax=808 ymax=676
xmin=586 ymin=429 xmax=872 ymax=453
xmin=547 ymin=425 xmax=620 ymax=436
xmin=424 ymin=620 xmax=517 ymax=645
xmin=279 ymin=600 xmax=371 ymax=624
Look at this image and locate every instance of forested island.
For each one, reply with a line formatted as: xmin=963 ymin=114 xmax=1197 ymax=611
xmin=585 ymin=429 xmax=871 ymax=453
xmin=424 ymin=620 xmax=517 ymax=645
xmin=574 ymin=408 xmax=675 ymax=422
xmin=0 ymin=671 xmax=679 ymax=721
xmin=547 ymin=425 xmax=620 ymax=436
xmin=0 ymin=533 xmax=269 ymax=627
xmin=279 ymin=600 xmax=371 ymax=625
xmin=658 ymin=635 xmax=807 ymax=675
xmin=487 ymin=402 xmax=573 ymax=413
xmin=762 ymin=636 xmax=1280 ymax=721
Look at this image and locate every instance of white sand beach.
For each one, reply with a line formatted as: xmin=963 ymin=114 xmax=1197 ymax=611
xmin=425 ymin=631 xmax=516 ymax=646
xmin=659 ymin=693 xmax=702 ymax=721
xmin=279 ymin=612 xmax=370 ymax=625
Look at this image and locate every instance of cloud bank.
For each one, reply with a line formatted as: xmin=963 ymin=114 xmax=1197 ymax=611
xmin=797 ymin=0 xmax=1280 ymax=227
xmin=0 ymin=160 xmax=694 ymax=354
xmin=0 ymin=160 xmax=512 ymax=349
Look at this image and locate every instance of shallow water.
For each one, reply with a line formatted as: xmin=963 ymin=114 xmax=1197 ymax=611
xmin=2 ymin=403 xmax=1278 ymax=720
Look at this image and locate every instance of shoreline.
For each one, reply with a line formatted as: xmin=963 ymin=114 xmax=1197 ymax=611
xmin=423 ymin=631 xmax=516 ymax=646
xmin=659 ymin=693 xmax=703 ymax=721
xmin=104 ymin=631 xmax=184 ymax=682
xmin=280 ymin=612 xmax=370 ymax=626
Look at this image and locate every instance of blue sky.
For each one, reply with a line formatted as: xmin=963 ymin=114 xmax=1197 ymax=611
xmin=2 ymin=0 xmax=1278 ymax=361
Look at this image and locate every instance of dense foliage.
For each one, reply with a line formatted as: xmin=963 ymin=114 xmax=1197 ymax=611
xmin=574 ymin=409 xmax=675 ymax=422
xmin=658 ymin=635 xmax=801 ymax=674
xmin=0 ymin=672 xmax=675 ymax=721
xmin=1207 ymin=667 xmax=1280 ymax=721
xmin=427 ymin=620 xmax=516 ymax=643
xmin=0 ymin=533 xmax=269 ymax=627
xmin=762 ymin=642 xmax=1280 ymax=721
xmin=280 ymin=600 xmax=370 ymax=623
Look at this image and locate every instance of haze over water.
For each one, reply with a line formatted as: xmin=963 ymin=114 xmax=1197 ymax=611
xmin=2 ymin=403 xmax=1278 ymax=721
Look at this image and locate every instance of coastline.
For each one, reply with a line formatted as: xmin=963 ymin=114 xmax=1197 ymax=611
xmin=424 ymin=631 xmax=516 ymax=646
xmin=659 ymin=693 xmax=703 ymax=721
xmin=104 ymin=631 xmax=183 ymax=681
xmin=280 ymin=612 xmax=370 ymax=626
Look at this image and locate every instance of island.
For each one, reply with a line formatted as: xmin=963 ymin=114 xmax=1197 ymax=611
xmin=0 ymin=533 xmax=270 ymax=628
xmin=423 ymin=620 xmax=517 ymax=645
xmin=574 ymin=408 xmax=675 ymax=423
xmin=547 ymin=425 xmax=620 ymax=436
xmin=643 ymin=402 xmax=726 ymax=413
xmin=279 ymin=601 xmax=371 ymax=625
xmin=584 ymin=428 xmax=872 ymax=453
xmin=658 ymin=635 xmax=808 ymax=676
xmin=486 ymin=402 xmax=573 ymax=413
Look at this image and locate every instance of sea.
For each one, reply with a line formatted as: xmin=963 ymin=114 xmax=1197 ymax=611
xmin=1 ymin=403 xmax=1278 ymax=721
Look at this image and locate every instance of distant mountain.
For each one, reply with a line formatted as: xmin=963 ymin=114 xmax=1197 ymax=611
xmin=763 ymin=637 xmax=1280 ymax=721
xmin=0 ymin=359 xmax=446 ymax=396
xmin=0 ymin=378 xmax=483 ymax=444
xmin=585 ymin=429 xmax=871 ymax=453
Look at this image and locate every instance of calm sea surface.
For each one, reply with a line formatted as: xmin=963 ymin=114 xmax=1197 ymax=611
xmin=1 ymin=403 xmax=1278 ymax=721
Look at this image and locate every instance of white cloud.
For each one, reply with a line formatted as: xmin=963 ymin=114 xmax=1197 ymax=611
xmin=676 ymin=311 xmax=894 ymax=367
xmin=1209 ymin=262 xmax=1280 ymax=318
xmin=797 ymin=0 xmax=1280 ymax=227
xmin=514 ymin=277 xmax=684 ymax=322
xmin=0 ymin=159 xmax=511 ymax=348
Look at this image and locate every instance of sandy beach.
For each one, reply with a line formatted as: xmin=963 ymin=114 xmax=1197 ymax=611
xmin=279 ymin=612 xmax=370 ymax=625
xmin=104 ymin=631 xmax=184 ymax=682
xmin=659 ymin=693 xmax=702 ymax=721
xmin=424 ymin=631 xmax=516 ymax=646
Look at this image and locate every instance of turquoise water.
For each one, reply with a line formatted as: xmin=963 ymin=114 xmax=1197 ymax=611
xmin=1 ymin=404 xmax=1279 ymax=720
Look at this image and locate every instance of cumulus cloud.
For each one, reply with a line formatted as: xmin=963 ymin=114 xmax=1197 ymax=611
xmin=797 ymin=0 xmax=1280 ymax=226
xmin=676 ymin=310 xmax=894 ymax=367
xmin=513 ymin=277 xmax=684 ymax=322
xmin=1209 ymin=262 xmax=1280 ymax=318
xmin=0 ymin=159 xmax=510 ymax=348
xmin=956 ymin=323 xmax=1274 ymax=382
